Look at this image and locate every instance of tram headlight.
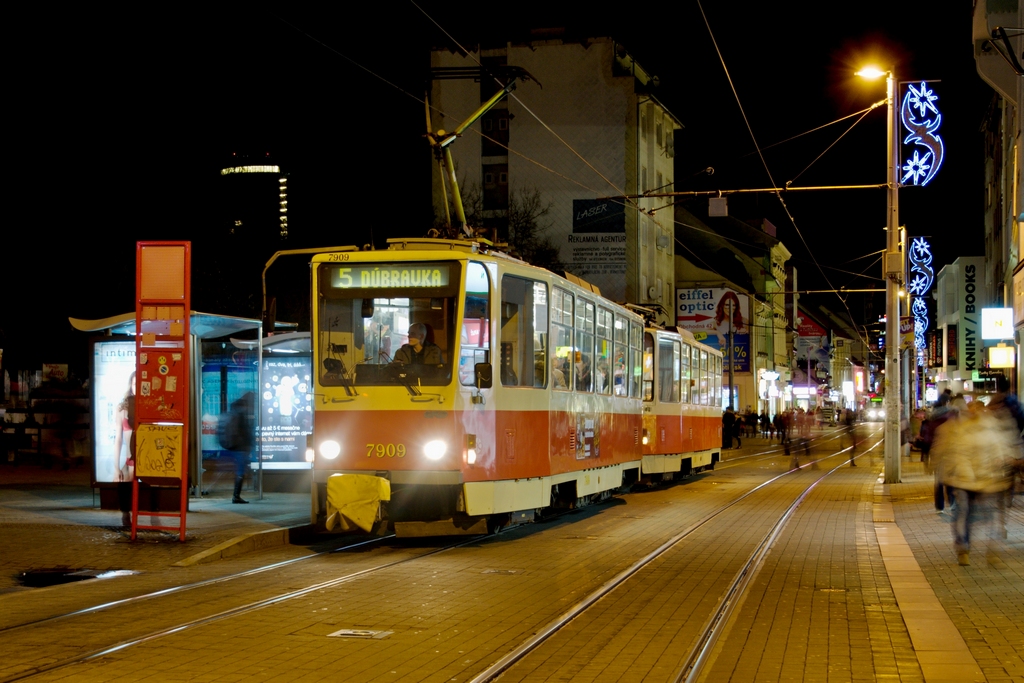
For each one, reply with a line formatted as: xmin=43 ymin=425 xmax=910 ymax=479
xmin=466 ymin=434 xmax=477 ymax=465
xmin=424 ymin=439 xmax=447 ymax=461
xmin=319 ymin=440 xmax=341 ymax=460
xmin=642 ymin=429 xmax=650 ymax=446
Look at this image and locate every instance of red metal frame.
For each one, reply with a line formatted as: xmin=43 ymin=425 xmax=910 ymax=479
xmin=133 ymin=241 xmax=191 ymax=541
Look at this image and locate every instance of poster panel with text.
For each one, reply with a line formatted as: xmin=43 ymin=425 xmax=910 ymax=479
xmin=676 ymin=288 xmax=750 ymax=372
xmin=92 ymin=340 xmax=137 ymax=483
xmin=259 ymin=357 xmax=313 ymax=467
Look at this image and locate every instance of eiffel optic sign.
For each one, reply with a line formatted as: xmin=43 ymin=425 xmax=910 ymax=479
xmin=900 ymin=81 xmax=944 ymax=186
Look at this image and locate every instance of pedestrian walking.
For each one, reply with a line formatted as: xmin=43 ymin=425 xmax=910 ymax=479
xmin=218 ymin=392 xmax=256 ymax=504
xmin=932 ymin=400 xmax=1018 ymax=566
xmin=722 ymin=407 xmax=736 ymax=450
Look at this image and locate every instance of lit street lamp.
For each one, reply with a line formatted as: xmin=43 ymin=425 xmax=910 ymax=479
xmin=857 ymin=66 xmax=902 ymax=483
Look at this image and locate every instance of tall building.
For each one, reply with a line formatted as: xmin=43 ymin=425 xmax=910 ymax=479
xmin=430 ymin=37 xmax=677 ymax=318
xmin=220 ymin=153 xmax=289 ymax=241
xmin=199 ymin=153 xmax=290 ymax=319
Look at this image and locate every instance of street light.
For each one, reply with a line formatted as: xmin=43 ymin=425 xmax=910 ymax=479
xmin=857 ymin=65 xmax=901 ymax=483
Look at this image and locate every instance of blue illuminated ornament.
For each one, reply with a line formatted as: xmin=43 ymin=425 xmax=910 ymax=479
xmin=906 ymin=237 xmax=934 ymax=296
xmin=900 ymin=82 xmax=944 ymax=186
xmin=912 ymin=298 xmax=928 ymax=350
xmin=908 ymin=237 xmax=933 ymax=350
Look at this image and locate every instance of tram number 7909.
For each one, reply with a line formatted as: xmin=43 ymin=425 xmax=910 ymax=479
xmin=366 ymin=443 xmax=406 ymax=458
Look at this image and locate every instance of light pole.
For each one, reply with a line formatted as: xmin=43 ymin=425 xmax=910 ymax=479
xmin=858 ymin=66 xmax=902 ymax=483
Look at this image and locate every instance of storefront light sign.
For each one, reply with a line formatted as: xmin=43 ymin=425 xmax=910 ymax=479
xmin=989 ymin=345 xmax=1015 ymax=368
xmin=842 ymin=380 xmax=854 ymax=402
xmin=981 ymin=308 xmax=1014 ymax=340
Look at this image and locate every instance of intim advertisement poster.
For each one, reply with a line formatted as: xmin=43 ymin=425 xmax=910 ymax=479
xmin=92 ymin=340 xmax=136 ymax=484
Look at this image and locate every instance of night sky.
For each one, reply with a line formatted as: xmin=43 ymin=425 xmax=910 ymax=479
xmin=5 ymin=3 xmax=989 ymax=378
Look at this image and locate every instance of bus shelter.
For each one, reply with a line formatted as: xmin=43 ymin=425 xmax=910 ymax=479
xmin=71 ymin=311 xmax=264 ymax=508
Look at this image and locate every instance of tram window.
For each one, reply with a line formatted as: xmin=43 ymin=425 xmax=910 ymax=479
xmin=500 ymin=276 xmax=547 ymax=388
xmin=680 ymin=342 xmax=691 ymax=403
xmin=575 ymin=299 xmax=596 ymax=392
xmin=460 ymin=262 xmax=491 ymax=387
xmin=316 ymin=261 xmax=458 ymax=387
xmin=551 ymin=288 xmax=573 ymax=390
xmin=595 ymin=308 xmax=613 ymax=395
xmin=691 ymin=344 xmax=702 ymax=405
xmin=700 ymin=349 xmax=709 ymax=405
xmin=715 ymin=355 xmax=723 ymax=406
xmin=612 ymin=315 xmax=628 ymax=397
xmin=658 ymin=338 xmax=681 ymax=403
xmin=630 ymin=322 xmax=643 ymax=398
xmin=642 ymin=332 xmax=654 ymax=401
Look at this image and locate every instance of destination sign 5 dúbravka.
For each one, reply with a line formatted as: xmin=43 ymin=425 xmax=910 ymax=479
xmin=331 ymin=265 xmax=450 ymax=289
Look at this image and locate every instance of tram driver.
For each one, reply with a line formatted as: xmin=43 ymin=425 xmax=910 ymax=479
xmin=392 ymin=323 xmax=442 ymax=366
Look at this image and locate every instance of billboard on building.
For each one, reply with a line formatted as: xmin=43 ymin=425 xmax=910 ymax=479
xmin=568 ymin=198 xmax=628 ymax=300
xmin=796 ymin=318 xmax=829 ymax=363
xmin=676 ymin=288 xmax=750 ymax=372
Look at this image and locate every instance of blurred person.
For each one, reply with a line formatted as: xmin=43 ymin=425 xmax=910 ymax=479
xmin=932 ymin=400 xmax=1018 ymax=566
xmin=844 ymin=407 xmax=858 ymax=465
xmin=220 ymin=392 xmax=256 ymax=504
xmin=723 ymin=407 xmax=737 ymax=449
xmin=576 ymin=355 xmax=592 ymax=392
xmin=114 ymin=372 xmax=136 ymax=528
xmin=774 ymin=411 xmax=789 ymax=445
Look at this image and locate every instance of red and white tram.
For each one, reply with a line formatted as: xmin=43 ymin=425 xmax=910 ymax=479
xmin=309 ymin=238 xmax=723 ymax=535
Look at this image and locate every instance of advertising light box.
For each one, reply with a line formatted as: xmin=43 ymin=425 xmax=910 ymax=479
xmin=259 ymin=356 xmax=313 ymax=469
xmin=982 ymin=308 xmax=1014 ymax=340
xmin=92 ymin=340 xmax=137 ymax=484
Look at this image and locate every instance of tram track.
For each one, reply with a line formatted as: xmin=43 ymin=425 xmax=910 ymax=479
xmin=0 ymin=535 xmax=476 ymax=683
xmin=3 ymin=428 xmax=883 ymax=683
xmin=0 ymin=535 xmax=394 ymax=635
xmin=469 ymin=431 xmax=884 ymax=683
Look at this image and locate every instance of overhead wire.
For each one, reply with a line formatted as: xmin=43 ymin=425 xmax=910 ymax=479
xmin=276 ymin=6 xmax=881 ymax=335
xmin=695 ymin=0 xmax=873 ymax=350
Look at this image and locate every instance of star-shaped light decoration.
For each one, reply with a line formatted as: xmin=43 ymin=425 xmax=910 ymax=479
xmin=907 ymin=82 xmax=939 ymax=118
xmin=902 ymin=150 xmax=932 ymax=185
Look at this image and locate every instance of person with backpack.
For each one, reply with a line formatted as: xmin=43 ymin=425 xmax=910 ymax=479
xmin=219 ymin=392 xmax=256 ymax=504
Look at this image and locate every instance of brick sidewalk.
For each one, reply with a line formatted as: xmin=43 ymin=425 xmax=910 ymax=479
xmin=0 ymin=460 xmax=311 ymax=593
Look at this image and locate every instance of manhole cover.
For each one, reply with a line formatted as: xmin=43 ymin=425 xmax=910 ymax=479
xmin=327 ymin=629 xmax=392 ymax=639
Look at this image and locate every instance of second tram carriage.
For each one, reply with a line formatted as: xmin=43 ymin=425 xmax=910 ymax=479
xmin=309 ymin=238 xmax=723 ymax=535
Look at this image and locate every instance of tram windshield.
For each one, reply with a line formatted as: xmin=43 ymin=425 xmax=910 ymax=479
xmin=316 ymin=261 xmax=460 ymax=387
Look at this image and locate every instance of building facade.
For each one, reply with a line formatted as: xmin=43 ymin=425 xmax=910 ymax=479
xmin=430 ymin=38 xmax=677 ymax=320
xmin=973 ymin=0 xmax=1024 ymax=391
